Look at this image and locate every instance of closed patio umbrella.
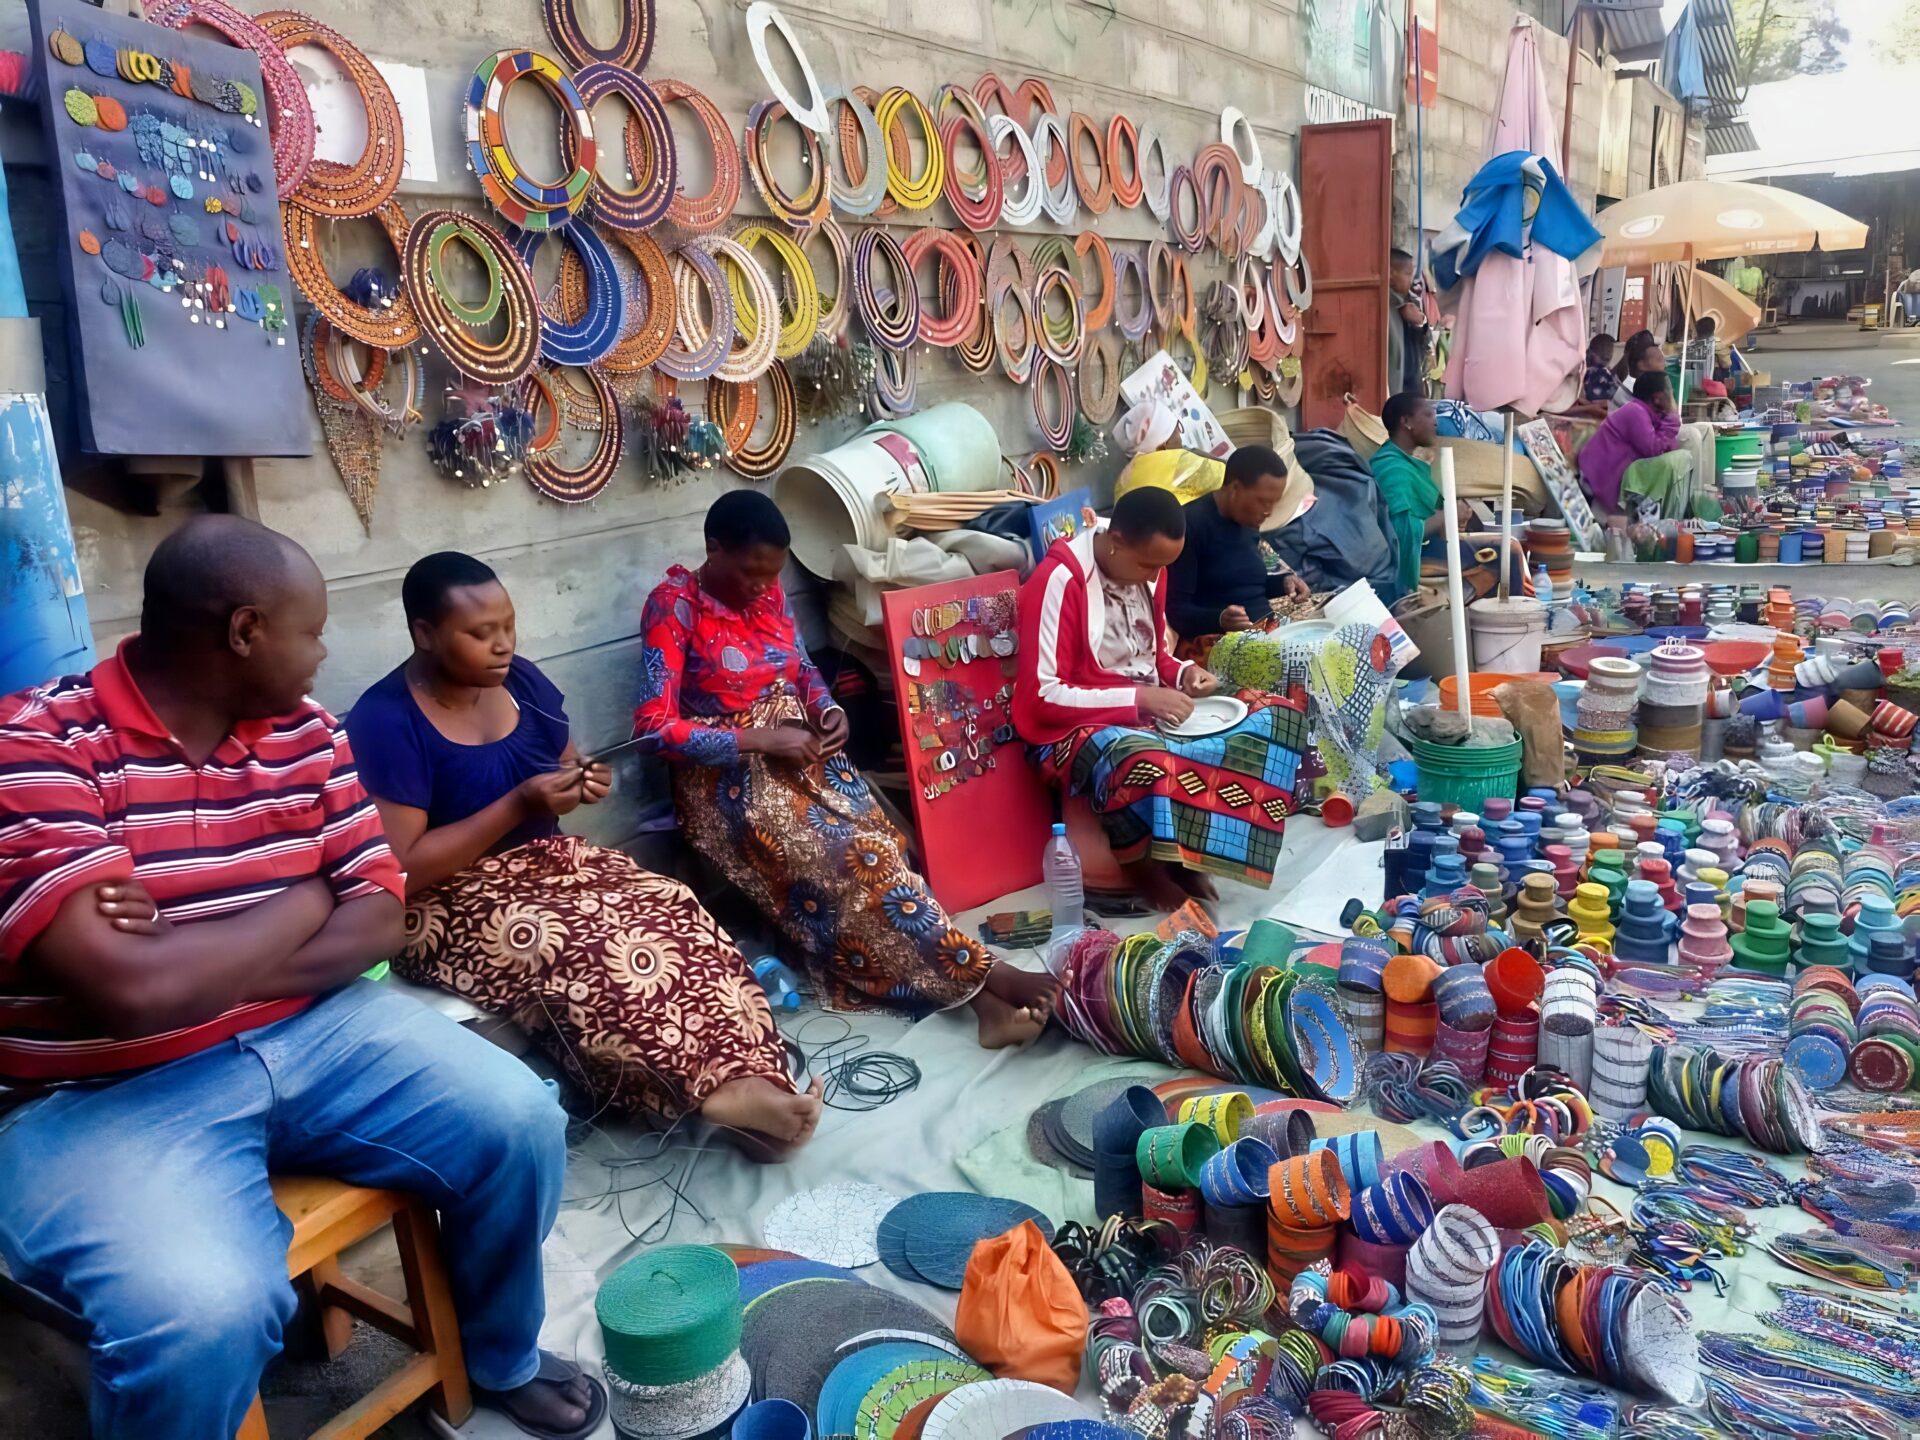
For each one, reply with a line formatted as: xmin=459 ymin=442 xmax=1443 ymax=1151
xmin=1689 ymin=265 xmax=1762 ymax=347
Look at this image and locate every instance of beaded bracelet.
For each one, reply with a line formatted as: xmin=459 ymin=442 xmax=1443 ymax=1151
xmin=798 ymin=218 xmax=851 ymax=338
xmin=404 ymin=208 xmax=542 ymax=384
xmin=699 ymin=235 xmax=779 ymax=383
xmin=574 ymin=63 xmax=675 ymax=230
xmin=744 ymin=99 xmax=830 ymax=229
xmin=851 ymin=227 xmax=920 ymax=351
xmin=1193 ymin=143 xmax=1241 ymax=252
xmin=1079 ymin=329 xmax=1121 ymax=425
xmin=257 ymin=11 xmax=399 ymax=219
xmin=1068 ymin=111 xmax=1112 ymax=214
xmin=1011 ymin=76 xmax=1069 ymax=184
xmin=1167 ymin=165 xmax=1205 ymax=254
xmin=1033 ymin=266 xmax=1085 ymax=365
xmin=1137 ymin=125 xmax=1172 ymax=219
xmin=1107 ymin=114 xmax=1143 ymax=209
xmin=514 ymin=223 xmax=625 ymax=369
xmin=1147 ymin=241 xmax=1180 ymax=334
xmin=1031 ymin=354 xmax=1075 ymax=453
xmin=1111 ymin=247 xmax=1152 ymax=342
xmin=699 ymin=375 xmax=759 ymax=456
xmin=988 ymin=115 xmax=1043 ymax=227
xmin=900 ymin=228 xmax=979 ymax=349
xmin=595 ymin=227 xmax=676 ymax=372
xmin=542 ymin=0 xmax=654 ymax=69
xmin=1030 ymin=112 xmax=1080 ymax=226
xmin=729 ymin=223 xmax=819 ymax=360
xmin=875 ymin=87 xmax=944 ymax=211
xmin=464 ymin=49 xmax=596 ymax=232
xmin=1074 ymin=230 xmax=1115 ymax=332
xmin=522 ymin=365 xmax=622 ymax=503
xmin=823 ymin=88 xmax=889 ymax=218
xmin=948 ymin=232 xmax=995 ymax=375
xmin=283 ymin=198 xmax=419 ymax=348
xmin=653 ymin=80 xmax=740 ymax=233
xmin=658 ymin=244 xmax=736 ymax=381
xmin=937 ymin=97 xmax=1002 ymax=232
xmin=709 ymin=360 xmax=796 ymax=481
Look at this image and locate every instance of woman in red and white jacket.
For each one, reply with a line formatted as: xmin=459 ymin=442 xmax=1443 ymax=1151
xmin=1015 ymin=488 xmax=1307 ymax=911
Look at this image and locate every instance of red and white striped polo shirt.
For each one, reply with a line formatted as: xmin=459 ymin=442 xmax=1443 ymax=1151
xmin=0 ymin=641 xmax=405 ymax=1080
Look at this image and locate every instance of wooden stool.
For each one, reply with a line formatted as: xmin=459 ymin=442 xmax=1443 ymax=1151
xmin=236 ymin=1177 xmax=472 ymax=1440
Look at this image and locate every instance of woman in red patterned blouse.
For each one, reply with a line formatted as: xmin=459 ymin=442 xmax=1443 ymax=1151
xmin=635 ymin=492 xmax=1057 ymax=1047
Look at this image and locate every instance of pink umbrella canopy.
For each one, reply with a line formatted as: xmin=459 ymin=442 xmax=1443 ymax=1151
xmin=1441 ymin=15 xmax=1597 ymax=416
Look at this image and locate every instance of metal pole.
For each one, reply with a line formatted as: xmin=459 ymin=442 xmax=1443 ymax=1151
xmin=1439 ymin=447 xmax=1472 ymax=721
xmin=1497 ymin=410 xmax=1516 ymax=601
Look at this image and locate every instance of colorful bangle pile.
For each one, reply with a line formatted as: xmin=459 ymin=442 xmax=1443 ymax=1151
xmin=464 ymin=49 xmax=596 ymax=231
xmin=258 ymin=10 xmax=399 ymax=218
xmin=573 ymin=63 xmax=675 ymax=230
xmin=522 ymin=365 xmax=622 ymax=503
xmin=403 ymin=207 xmax=541 ymax=384
xmin=513 ymin=222 xmax=625 ymax=368
xmin=652 ymin=79 xmax=740 ymax=233
xmin=1288 ymin=1265 xmax=1439 ymax=1366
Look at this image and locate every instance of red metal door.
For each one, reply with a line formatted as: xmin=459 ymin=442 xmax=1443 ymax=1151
xmin=1299 ymin=119 xmax=1393 ymax=429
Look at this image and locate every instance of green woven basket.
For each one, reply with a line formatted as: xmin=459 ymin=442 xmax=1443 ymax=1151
xmin=595 ymin=1245 xmax=741 ymax=1387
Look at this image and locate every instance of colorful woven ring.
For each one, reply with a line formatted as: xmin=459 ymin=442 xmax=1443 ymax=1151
xmin=1349 ymin=1172 xmax=1436 ymax=1247
xmin=1309 ymin=1131 xmax=1383 ymax=1193
xmin=572 ymin=62 xmax=675 ymax=230
xmin=1198 ymin=1136 xmax=1278 ymax=1208
xmin=1268 ymin=1147 xmax=1351 ymax=1227
xmin=464 ymin=49 xmax=595 ymax=230
xmin=1179 ymin=1091 xmax=1254 ymax=1144
xmin=1136 ymin=1121 xmax=1220 ymax=1190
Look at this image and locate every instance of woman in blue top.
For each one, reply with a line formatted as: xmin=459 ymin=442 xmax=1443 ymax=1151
xmin=346 ymin=552 xmax=820 ymax=1156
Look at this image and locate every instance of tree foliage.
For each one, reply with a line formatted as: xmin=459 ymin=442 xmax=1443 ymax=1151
xmin=1732 ymin=0 xmax=1850 ymax=83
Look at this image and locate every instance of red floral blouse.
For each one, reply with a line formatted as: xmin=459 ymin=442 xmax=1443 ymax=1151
xmin=632 ymin=565 xmax=834 ymax=765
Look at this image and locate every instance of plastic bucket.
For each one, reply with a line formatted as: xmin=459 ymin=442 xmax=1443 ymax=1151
xmin=868 ymin=402 xmax=1002 ymax=493
xmin=1406 ymin=734 xmax=1522 ymax=812
xmin=1437 ymin=673 xmax=1561 ymax=719
xmin=1715 ymin=432 xmax=1763 ymax=473
xmin=1467 ymin=596 xmax=1547 ymax=674
xmin=774 ymin=430 xmax=932 ymax=576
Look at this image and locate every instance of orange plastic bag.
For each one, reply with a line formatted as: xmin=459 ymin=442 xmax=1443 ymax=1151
xmin=953 ymin=1219 xmax=1088 ymax=1393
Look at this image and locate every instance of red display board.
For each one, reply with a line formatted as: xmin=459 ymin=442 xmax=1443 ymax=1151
xmin=881 ymin=571 xmax=1053 ymax=914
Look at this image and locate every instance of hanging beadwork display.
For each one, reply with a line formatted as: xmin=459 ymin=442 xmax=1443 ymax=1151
xmin=33 ymin=0 xmax=311 ymax=455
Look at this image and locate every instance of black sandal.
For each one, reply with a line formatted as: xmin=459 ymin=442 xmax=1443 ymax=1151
xmin=472 ymin=1351 xmax=609 ymax=1440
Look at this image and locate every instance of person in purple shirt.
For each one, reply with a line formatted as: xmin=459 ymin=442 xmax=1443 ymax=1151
xmin=1577 ymin=371 xmax=1681 ymax=512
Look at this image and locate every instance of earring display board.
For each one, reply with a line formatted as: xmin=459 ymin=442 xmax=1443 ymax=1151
xmin=30 ymin=0 xmax=311 ymax=456
xmin=880 ymin=571 xmax=1053 ymax=914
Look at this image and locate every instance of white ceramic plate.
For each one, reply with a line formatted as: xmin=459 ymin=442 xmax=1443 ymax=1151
xmin=1158 ymin=694 xmax=1248 ymax=738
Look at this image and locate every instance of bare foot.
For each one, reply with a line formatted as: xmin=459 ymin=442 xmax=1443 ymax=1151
xmin=986 ymin=959 xmax=1061 ymax=1018
xmin=970 ymin=988 xmax=1048 ymax=1048
xmin=702 ymin=1076 xmax=824 ymax=1162
xmin=1123 ymin=858 xmax=1192 ymax=914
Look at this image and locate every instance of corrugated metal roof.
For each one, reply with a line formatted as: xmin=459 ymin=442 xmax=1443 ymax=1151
xmin=1575 ymin=0 xmax=1668 ymax=58
xmin=1706 ymin=122 xmax=1756 ymax=156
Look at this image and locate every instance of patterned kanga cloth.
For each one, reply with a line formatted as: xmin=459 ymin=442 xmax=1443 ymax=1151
xmin=672 ymin=695 xmax=993 ymax=1016
xmin=397 ymin=834 xmax=789 ymax=1127
xmin=1034 ymin=694 xmax=1307 ymax=885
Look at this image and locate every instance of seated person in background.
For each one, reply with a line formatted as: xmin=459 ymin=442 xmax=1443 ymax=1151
xmin=345 ymin=552 xmax=820 ymax=1156
xmin=1015 ymin=487 xmax=1304 ymax=913
xmin=1578 ymin=371 xmax=1683 ymax=515
xmin=1372 ymin=393 xmax=1478 ymax=596
xmin=1112 ymin=398 xmax=1225 ymax=503
xmin=1165 ymin=443 xmax=1311 ymax=655
xmin=1612 ymin=329 xmax=1665 ymax=407
xmin=1568 ymin=332 xmax=1619 ymax=418
xmin=636 ymin=491 xmax=1056 ymax=1049
xmin=0 ymin=517 xmax=599 ymax=1440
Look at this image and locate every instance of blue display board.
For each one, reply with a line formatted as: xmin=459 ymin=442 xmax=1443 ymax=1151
xmin=30 ymin=0 xmax=311 ymax=455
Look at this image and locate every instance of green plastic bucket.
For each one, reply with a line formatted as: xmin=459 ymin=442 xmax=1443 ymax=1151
xmin=1715 ymin=432 xmax=1763 ymax=473
xmin=1407 ymin=735 xmax=1523 ymax=811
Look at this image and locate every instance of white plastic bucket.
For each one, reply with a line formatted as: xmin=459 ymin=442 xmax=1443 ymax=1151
xmin=773 ymin=430 xmax=932 ymax=577
xmin=1468 ymin=596 xmax=1547 ymax=674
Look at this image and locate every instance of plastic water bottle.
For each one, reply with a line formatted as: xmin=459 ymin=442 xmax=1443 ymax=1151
xmin=1534 ymin=566 xmax=1554 ymax=609
xmin=750 ymin=955 xmax=802 ymax=1010
xmin=1043 ymin=822 xmax=1084 ymax=974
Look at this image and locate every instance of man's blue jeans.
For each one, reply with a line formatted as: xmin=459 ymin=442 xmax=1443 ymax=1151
xmin=0 ymin=981 xmax=567 ymax=1439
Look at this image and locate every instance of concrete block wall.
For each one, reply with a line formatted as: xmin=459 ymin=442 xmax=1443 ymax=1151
xmin=0 ymin=0 xmax=1616 ymax=840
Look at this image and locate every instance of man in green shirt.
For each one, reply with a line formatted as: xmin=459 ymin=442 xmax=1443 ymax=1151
xmin=1370 ymin=393 xmax=1469 ymax=597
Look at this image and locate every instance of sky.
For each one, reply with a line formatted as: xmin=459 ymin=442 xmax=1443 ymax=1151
xmin=1661 ymin=0 xmax=1906 ymax=63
